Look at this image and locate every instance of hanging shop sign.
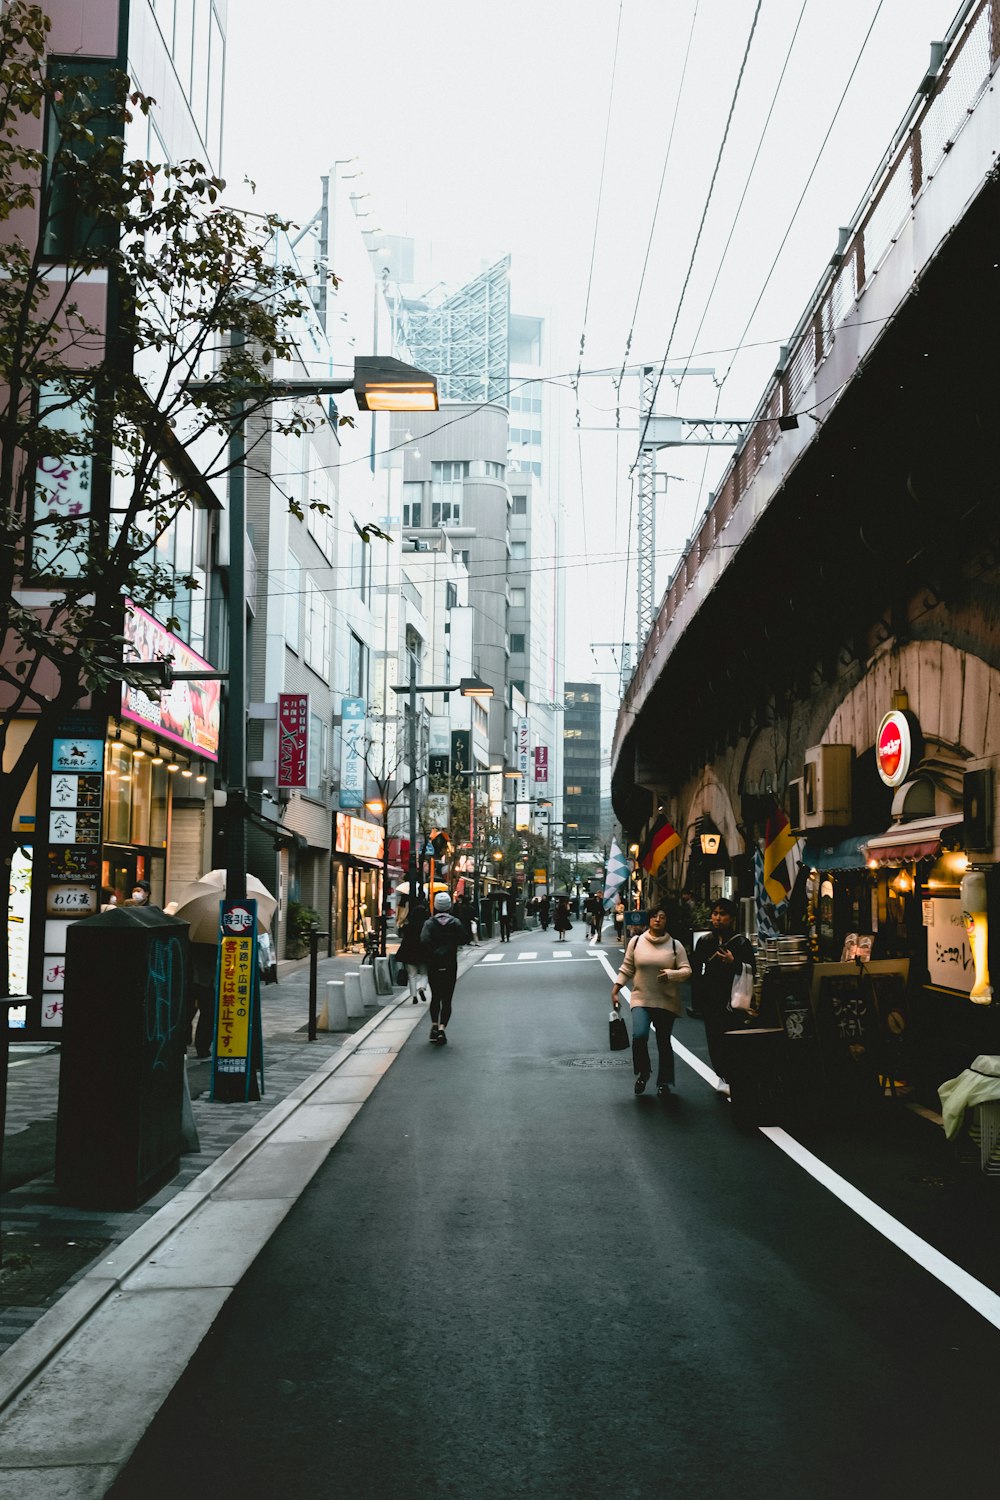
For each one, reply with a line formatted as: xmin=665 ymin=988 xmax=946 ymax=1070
xmin=121 ymin=601 xmax=221 ymax=760
xmin=925 ymin=897 xmax=974 ymax=994
xmin=534 ymin=745 xmax=548 ymax=784
xmin=335 ymin=812 xmax=384 ymax=863
xmin=875 ymin=710 xmax=917 ymax=787
xmin=277 ymin=692 xmax=309 ymax=788
xmin=517 ymin=716 xmax=530 ymax=800
xmin=41 ymin=713 xmax=106 ymax=1029
xmin=339 ymin=697 xmax=367 ymax=809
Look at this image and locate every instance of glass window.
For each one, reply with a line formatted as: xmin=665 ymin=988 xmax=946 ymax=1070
xmin=510 ymin=633 xmax=525 ymax=654
xmin=307 ymin=712 xmax=322 ymax=792
xmin=512 ymin=494 xmax=527 ymax=514
xmin=191 ymin=0 xmax=210 ymax=132
xmin=510 ymin=588 xmax=526 ymax=607
xmin=130 ymin=755 xmax=153 ymax=844
xmin=104 ymin=743 xmax=133 ymax=844
xmin=286 ymin=551 xmax=301 ymax=651
xmin=173 ymin=0 xmax=195 ymax=94
xmin=349 ymin=634 xmax=368 ymax=699
xmin=510 ymin=542 xmax=526 ymax=560
xmin=207 ymin=11 xmax=225 ymax=163
xmin=43 ymin=62 xmax=119 ymax=259
xmin=431 ymin=499 xmax=461 ymax=526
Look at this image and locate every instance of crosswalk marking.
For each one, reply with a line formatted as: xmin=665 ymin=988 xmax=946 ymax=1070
xmin=517 ymin=951 xmax=538 ymax=960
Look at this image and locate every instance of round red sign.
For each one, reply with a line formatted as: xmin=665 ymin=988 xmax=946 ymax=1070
xmin=876 ymin=711 xmax=911 ymax=787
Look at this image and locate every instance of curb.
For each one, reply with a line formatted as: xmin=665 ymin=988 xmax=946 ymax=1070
xmin=0 ymin=989 xmax=416 ymax=1417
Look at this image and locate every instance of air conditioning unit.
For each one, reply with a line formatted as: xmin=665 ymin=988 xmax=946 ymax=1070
xmin=787 ymin=777 xmax=805 ymax=831
xmin=802 ymin=744 xmax=853 ymax=829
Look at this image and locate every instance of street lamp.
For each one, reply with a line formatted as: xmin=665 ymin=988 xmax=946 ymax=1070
xmin=390 ymin=662 xmax=493 ymax=908
xmin=188 ymin=354 xmax=440 ymax=905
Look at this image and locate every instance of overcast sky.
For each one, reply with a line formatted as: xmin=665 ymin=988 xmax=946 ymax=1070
xmin=224 ymin=0 xmax=961 ymax=690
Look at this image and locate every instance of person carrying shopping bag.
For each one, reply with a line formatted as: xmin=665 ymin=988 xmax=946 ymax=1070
xmin=611 ymin=905 xmax=691 ymax=1098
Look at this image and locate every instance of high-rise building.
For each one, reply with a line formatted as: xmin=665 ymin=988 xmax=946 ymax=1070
xmin=563 ymin=684 xmax=602 ymax=845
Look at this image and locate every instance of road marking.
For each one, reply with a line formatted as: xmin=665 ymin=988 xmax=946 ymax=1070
xmin=518 ymin=952 xmax=538 ymax=961
xmin=482 ymin=954 xmax=504 ymax=963
xmin=553 ymin=949 xmax=573 ymax=958
xmin=667 ymin=1031 xmax=1000 ymax=1334
xmin=600 ymin=939 xmax=1000 ymax=1330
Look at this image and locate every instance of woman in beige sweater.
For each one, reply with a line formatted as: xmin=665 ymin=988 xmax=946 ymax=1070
xmin=611 ymin=906 xmax=692 ymax=1097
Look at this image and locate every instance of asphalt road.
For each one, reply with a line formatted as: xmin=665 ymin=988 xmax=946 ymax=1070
xmin=109 ymin=938 xmax=1000 ymax=1499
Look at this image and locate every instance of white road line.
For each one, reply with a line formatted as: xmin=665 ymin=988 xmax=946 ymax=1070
xmin=552 ymin=949 xmax=573 ymax=957
xmin=518 ymin=952 xmax=538 ymax=961
xmin=602 ymin=946 xmax=1000 ymax=1331
xmin=759 ymin=1125 xmax=1000 ymax=1332
xmin=482 ymin=954 xmax=504 ymax=963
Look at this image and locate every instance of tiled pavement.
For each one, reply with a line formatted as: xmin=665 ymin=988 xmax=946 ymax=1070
xmin=0 ymin=948 xmax=411 ymax=1356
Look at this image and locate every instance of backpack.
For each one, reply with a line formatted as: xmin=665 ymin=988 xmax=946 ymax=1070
xmin=422 ymin=913 xmax=464 ymax=965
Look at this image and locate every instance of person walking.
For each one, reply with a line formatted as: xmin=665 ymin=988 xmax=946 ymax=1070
xmin=396 ymin=895 xmax=430 ymax=1004
xmin=498 ymin=885 xmax=514 ymax=943
xmin=613 ymin=898 xmax=625 ymax=942
xmin=691 ymin=897 xmax=756 ymax=1094
xmin=553 ymin=895 xmax=572 ymax=941
xmin=538 ymin=893 xmax=551 ymax=932
xmin=611 ymin=904 xmax=691 ymax=1098
xmin=420 ymin=892 xmax=468 ymax=1044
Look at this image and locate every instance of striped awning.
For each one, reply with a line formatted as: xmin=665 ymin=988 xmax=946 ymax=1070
xmin=862 ymin=813 xmax=963 ymax=866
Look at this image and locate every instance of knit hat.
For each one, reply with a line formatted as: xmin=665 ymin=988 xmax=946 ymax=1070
xmin=134 ymin=879 xmax=151 ymax=894
xmin=433 ymin=892 xmax=452 ymax=912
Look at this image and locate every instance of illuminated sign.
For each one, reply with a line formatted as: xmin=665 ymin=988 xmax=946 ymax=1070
xmin=339 ymin=697 xmax=366 ymax=808
xmin=876 ymin=710 xmax=912 ymax=787
xmin=121 ymin=601 xmax=221 ymax=761
xmin=535 ymin=745 xmax=548 ymax=783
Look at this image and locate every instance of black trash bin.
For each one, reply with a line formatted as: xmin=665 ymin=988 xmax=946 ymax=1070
xmin=723 ymin=1026 xmax=788 ymax=1128
xmin=56 ymin=906 xmax=190 ymax=1208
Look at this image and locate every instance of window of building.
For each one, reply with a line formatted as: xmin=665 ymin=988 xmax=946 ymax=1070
xmin=43 ymin=61 xmax=120 ymax=259
xmin=285 ymin=551 xmax=302 ymax=652
xmin=304 ymin=579 xmax=331 ymax=679
xmin=431 ymin=498 xmax=461 ymax=526
xmin=566 ymin=786 xmax=583 ymax=796
xmin=432 ymin=461 xmax=469 ymax=483
xmin=483 ymin=461 xmax=505 ymax=479
xmin=307 ymin=711 xmax=324 ymax=793
xmin=510 ymin=633 xmax=525 ymax=654
xmin=402 ymin=482 xmax=423 ymax=528
xmin=510 ymin=541 xmax=526 ymax=560
xmin=349 ymin=633 xmax=369 ymax=700
xmin=509 ymin=587 xmax=526 ymax=607
xmin=511 ymin=494 xmax=528 ymax=515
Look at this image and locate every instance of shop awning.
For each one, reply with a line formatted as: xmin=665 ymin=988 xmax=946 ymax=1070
xmin=862 ymin=813 xmax=963 ymax=866
xmin=800 ymin=834 xmax=870 ymax=872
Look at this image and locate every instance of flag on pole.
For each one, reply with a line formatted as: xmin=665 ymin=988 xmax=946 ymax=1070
xmin=762 ymin=803 xmax=802 ymax=905
xmin=754 ymin=846 xmax=782 ymax=940
xmin=640 ymin=814 xmax=681 ymax=877
xmin=603 ymin=838 xmax=629 ymax=911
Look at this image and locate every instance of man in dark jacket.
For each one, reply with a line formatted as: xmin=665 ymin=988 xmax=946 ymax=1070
xmin=420 ymin=892 xmax=468 ymax=1045
xmin=692 ymin=898 xmax=755 ymax=1094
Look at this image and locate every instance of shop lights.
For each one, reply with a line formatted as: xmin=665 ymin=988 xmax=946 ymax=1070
xmin=196 ymin=771 xmax=208 ymax=784
xmin=167 ymin=760 xmax=179 ymax=773
xmin=181 ymin=767 xmax=193 ymax=778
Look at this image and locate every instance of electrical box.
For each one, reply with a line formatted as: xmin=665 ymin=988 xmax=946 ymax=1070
xmin=802 ymin=744 xmax=853 ymax=829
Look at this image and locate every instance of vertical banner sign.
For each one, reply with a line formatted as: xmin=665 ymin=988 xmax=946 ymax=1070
xmin=340 ymin=697 xmax=367 ymax=809
xmin=212 ymin=899 xmax=262 ymax=1102
xmin=534 ymin=745 xmax=548 ymax=785
xmin=517 ymin=716 xmax=530 ymax=802
xmin=277 ymin=692 xmax=309 ymax=788
xmin=42 ymin=716 xmax=105 ymax=1029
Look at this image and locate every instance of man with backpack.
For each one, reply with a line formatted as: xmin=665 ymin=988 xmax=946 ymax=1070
xmin=420 ymin=892 xmax=468 ymax=1045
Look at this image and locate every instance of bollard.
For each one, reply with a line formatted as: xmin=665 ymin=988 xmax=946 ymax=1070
xmin=307 ymin=927 xmax=330 ymax=1042
xmin=373 ymin=956 xmax=393 ymax=996
xmin=359 ymin=964 xmax=378 ymax=1009
xmin=324 ymin=980 xmax=349 ymax=1031
xmin=344 ymin=971 xmax=365 ymax=1018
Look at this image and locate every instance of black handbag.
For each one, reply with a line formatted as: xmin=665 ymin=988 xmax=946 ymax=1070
xmin=609 ymin=1007 xmax=629 ymax=1051
xmin=394 ymin=959 xmax=408 ymax=985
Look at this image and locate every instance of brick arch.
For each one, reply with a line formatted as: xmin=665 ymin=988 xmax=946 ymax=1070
xmin=680 ymin=769 xmax=741 ymax=885
xmin=821 ymin=641 xmax=998 ymax=759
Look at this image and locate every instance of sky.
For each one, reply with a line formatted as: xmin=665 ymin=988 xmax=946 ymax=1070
xmin=223 ymin=0 xmax=962 ymax=694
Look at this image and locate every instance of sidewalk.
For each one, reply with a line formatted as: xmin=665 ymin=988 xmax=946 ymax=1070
xmin=0 ymin=940 xmax=474 ymax=1359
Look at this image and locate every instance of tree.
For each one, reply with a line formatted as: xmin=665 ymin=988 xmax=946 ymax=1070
xmin=0 ymin=4 xmax=328 ymax=986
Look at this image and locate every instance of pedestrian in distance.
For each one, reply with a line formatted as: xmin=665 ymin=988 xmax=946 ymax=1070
xmin=420 ymin=891 xmax=468 ymax=1044
xmin=691 ymin=897 xmax=756 ymax=1095
xmin=498 ymin=884 xmax=514 ymax=943
xmin=538 ymin=893 xmax=551 ymax=931
xmin=611 ymin=904 xmax=691 ymax=1099
xmin=396 ymin=894 xmax=430 ymax=1004
xmin=124 ymin=878 xmax=155 ymax=907
xmin=553 ymin=895 xmax=572 ymax=941
xmin=613 ymin=897 xmax=625 ymax=942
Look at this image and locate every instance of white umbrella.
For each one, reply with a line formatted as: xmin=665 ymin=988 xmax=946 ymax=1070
xmin=170 ymin=870 xmax=277 ymax=943
xmin=393 ymin=881 xmax=448 ymax=898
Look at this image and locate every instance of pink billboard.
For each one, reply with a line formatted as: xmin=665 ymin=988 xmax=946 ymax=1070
xmin=120 ymin=601 xmax=221 ymax=761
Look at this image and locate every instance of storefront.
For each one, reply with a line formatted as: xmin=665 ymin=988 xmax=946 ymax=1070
xmin=18 ymin=605 xmax=219 ymax=1038
xmin=333 ymin=813 xmax=385 ymax=952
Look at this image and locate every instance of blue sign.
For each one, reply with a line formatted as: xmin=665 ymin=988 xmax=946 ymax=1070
xmin=339 ymin=696 xmax=367 ymax=809
xmin=51 ymin=738 xmax=103 ymax=774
